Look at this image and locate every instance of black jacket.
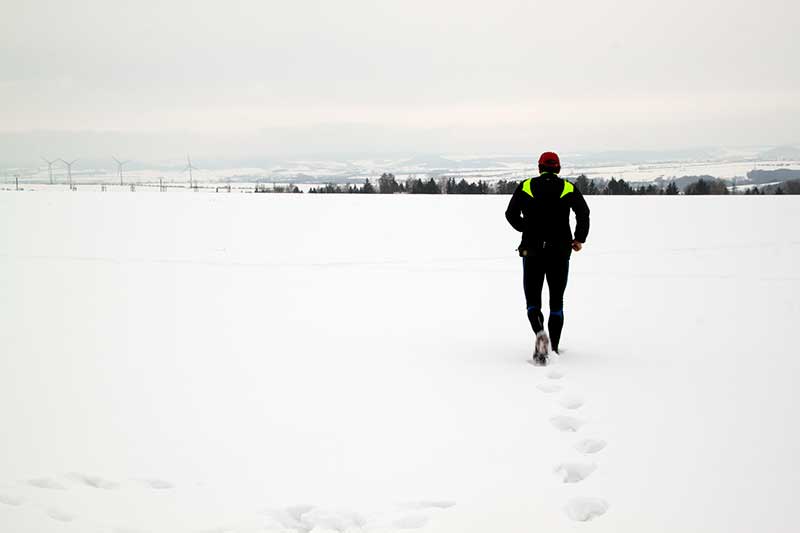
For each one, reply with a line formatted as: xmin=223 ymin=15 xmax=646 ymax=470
xmin=505 ymin=173 xmax=590 ymax=251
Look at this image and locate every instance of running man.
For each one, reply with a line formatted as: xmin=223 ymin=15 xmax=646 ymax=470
xmin=505 ymin=152 xmax=590 ymax=364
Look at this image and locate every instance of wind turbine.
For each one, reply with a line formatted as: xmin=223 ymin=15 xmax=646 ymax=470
xmin=184 ymin=154 xmax=197 ymax=189
xmin=41 ymin=157 xmax=58 ymax=184
xmin=113 ymin=156 xmax=130 ymax=186
xmin=59 ymin=159 xmax=77 ymax=188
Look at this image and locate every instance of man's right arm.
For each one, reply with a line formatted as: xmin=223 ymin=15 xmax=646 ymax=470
xmin=504 ymin=184 xmax=526 ymax=232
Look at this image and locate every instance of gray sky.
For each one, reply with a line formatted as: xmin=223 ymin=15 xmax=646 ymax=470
xmin=1 ymin=0 xmax=798 ymax=162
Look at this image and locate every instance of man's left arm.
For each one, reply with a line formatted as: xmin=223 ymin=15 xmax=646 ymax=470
xmin=571 ymin=188 xmax=590 ymax=247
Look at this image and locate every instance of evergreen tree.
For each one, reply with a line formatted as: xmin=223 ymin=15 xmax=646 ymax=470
xmin=494 ymin=180 xmax=519 ymax=194
xmin=685 ymin=178 xmax=728 ymax=195
xmin=685 ymin=179 xmax=710 ymax=195
xmin=604 ymin=178 xmax=634 ymax=195
xmin=379 ymin=173 xmax=400 ymax=194
xmin=575 ymin=174 xmax=591 ymax=194
xmin=784 ymin=180 xmax=800 ymax=194
xmin=422 ymin=178 xmax=440 ymax=194
xmin=666 ymin=181 xmax=679 ymax=195
xmin=406 ymin=177 xmax=422 ymax=193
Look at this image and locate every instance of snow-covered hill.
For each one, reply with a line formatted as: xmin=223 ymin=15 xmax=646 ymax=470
xmin=1 ymin=193 xmax=798 ymax=532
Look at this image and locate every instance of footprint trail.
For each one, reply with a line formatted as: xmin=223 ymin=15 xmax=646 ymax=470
xmin=532 ymin=357 xmax=611 ymax=522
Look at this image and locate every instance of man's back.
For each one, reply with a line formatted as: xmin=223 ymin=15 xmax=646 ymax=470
xmin=505 ymin=172 xmax=590 ymax=248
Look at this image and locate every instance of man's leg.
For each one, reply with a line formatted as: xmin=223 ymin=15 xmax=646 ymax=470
xmin=548 ymin=311 xmax=564 ymax=353
xmin=545 ymin=255 xmax=570 ymax=353
xmin=523 ymin=257 xmax=546 ymax=333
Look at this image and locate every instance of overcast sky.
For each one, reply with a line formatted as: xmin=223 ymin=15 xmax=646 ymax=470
xmin=1 ymin=0 xmax=798 ymax=162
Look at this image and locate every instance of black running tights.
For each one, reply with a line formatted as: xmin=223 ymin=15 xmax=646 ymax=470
xmin=523 ymin=253 xmax=570 ymax=351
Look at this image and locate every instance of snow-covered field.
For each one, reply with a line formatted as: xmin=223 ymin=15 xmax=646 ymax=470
xmin=1 ymin=192 xmax=798 ymax=533
xmin=569 ymin=158 xmax=800 ymax=183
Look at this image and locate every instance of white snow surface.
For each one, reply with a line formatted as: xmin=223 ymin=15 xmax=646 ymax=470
xmin=1 ymin=192 xmax=799 ymax=532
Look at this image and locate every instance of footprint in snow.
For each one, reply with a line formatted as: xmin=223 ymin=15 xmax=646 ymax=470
xmin=303 ymin=507 xmax=366 ymax=531
xmin=550 ymin=415 xmax=584 ymax=432
xmin=547 ymin=369 xmax=565 ymax=380
xmin=398 ymin=500 xmax=456 ymax=511
xmin=46 ymin=507 xmax=76 ymax=522
xmin=137 ymin=478 xmax=174 ymax=489
xmin=537 ymin=383 xmax=562 ymax=393
xmin=0 ymin=494 xmax=24 ymax=506
xmin=67 ymin=473 xmax=119 ymax=489
xmin=564 ymin=497 xmax=609 ymax=522
xmin=265 ymin=505 xmax=313 ymax=532
xmin=268 ymin=505 xmax=365 ymax=532
xmin=554 ymin=462 xmax=597 ymax=483
xmin=575 ymin=438 xmax=607 ymax=454
xmin=393 ymin=513 xmax=430 ymax=529
xmin=558 ymin=394 xmax=584 ymax=410
xmin=28 ymin=478 xmax=67 ymax=490
xmin=393 ymin=500 xmax=455 ymax=529
xmin=282 ymin=503 xmax=315 ymax=528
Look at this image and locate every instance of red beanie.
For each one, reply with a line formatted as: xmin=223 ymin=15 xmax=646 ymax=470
xmin=538 ymin=151 xmax=561 ymax=174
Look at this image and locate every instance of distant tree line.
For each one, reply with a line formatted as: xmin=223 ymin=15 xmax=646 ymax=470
xmin=309 ymin=174 xmax=494 ymax=194
xmin=570 ymin=176 xmax=676 ymax=195
xmin=303 ymin=173 xmax=800 ymax=195
xmin=571 ymin=175 xmax=798 ymax=195
xmin=255 ymin=183 xmax=301 ymax=193
xmin=744 ymin=179 xmax=800 ymax=195
xmin=308 ymin=181 xmax=375 ymax=194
